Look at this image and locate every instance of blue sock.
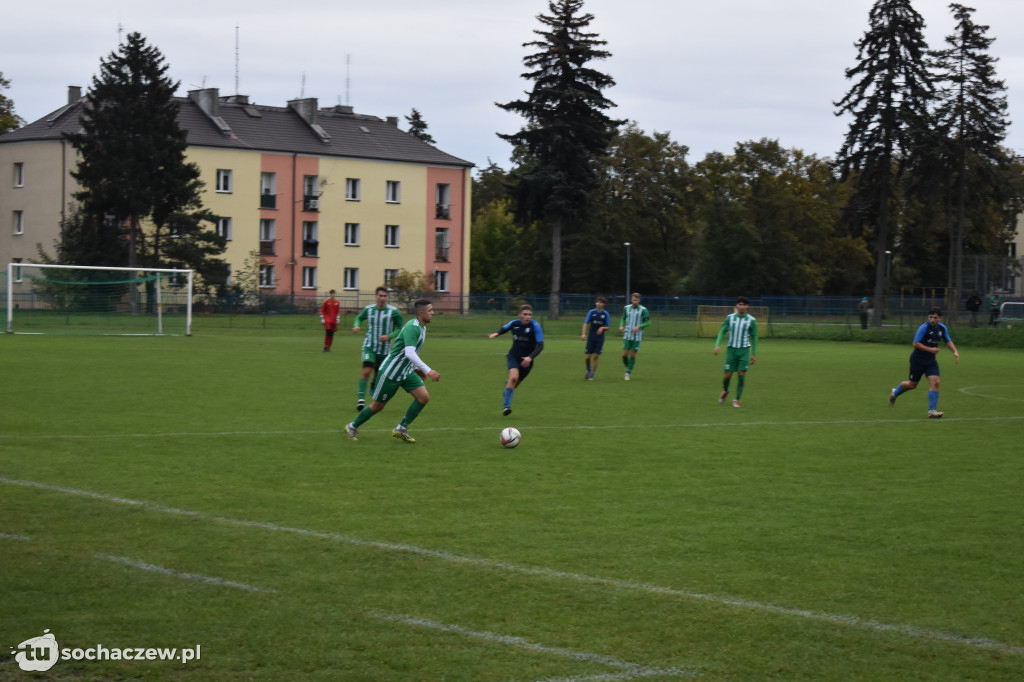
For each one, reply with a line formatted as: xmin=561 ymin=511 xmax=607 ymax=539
xmin=928 ymin=391 xmax=938 ymax=411
xmin=893 ymin=385 xmax=905 ymax=397
xmin=503 ymin=387 xmax=514 ymax=408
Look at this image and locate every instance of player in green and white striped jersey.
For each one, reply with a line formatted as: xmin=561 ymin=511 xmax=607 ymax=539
xmin=352 ymin=287 xmax=404 ymax=412
xmin=713 ymin=296 xmax=758 ymax=407
xmin=618 ymin=292 xmax=651 ymax=380
xmin=346 ymin=300 xmax=440 ymax=443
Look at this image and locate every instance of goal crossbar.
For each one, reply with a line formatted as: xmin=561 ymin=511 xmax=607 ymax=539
xmin=6 ymin=263 xmax=194 ymax=336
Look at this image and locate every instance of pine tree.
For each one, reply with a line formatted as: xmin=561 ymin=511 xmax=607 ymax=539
xmin=405 ymin=108 xmax=435 ymax=144
xmin=64 ymin=32 xmax=226 ymax=285
xmin=0 ymin=72 xmax=25 ymax=135
xmin=930 ymin=3 xmax=1011 ymax=299
xmin=497 ymin=0 xmax=621 ymax=318
xmin=834 ymin=0 xmax=933 ymax=326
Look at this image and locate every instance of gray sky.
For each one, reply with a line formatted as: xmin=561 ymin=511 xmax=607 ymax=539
xmin=4 ymin=0 xmax=1024 ymax=170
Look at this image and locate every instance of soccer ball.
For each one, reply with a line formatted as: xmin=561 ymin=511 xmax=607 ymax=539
xmin=500 ymin=427 xmax=521 ymax=448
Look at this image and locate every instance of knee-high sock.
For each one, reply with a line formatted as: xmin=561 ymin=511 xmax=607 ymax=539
xmin=928 ymin=390 xmax=938 ymax=411
xmin=503 ymin=387 xmax=514 ymax=408
xmin=737 ymin=374 xmax=746 ymax=399
xmin=358 ymin=378 xmax=369 ymax=401
xmin=401 ymin=399 xmax=425 ymax=427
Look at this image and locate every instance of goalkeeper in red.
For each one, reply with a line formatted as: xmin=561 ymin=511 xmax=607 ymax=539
xmin=319 ymin=289 xmax=341 ymax=352
xmin=345 ymin=300 xmax=440 ymax=443
xmin=713 ymin=296 xmax=758 ymax=407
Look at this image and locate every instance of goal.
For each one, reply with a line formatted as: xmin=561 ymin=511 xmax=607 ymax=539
xmin=696 ymin=305 xmax=771 ymax=338
xmin=998 ymin=301 xmax=1024 ymax=325
xmin=6 ymin=263 xmax=194 ymax=335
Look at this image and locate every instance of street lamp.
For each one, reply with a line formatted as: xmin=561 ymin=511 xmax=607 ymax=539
xmin=624 ymin=242 xmax=631 ymax=301
xmin=884 ymin=250 xmax=892 ymax=279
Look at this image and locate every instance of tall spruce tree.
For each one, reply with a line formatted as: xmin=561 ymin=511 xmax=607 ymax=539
xmin=834 ymin=0 xmax=933 ymax=326
xmin=405 ymin=108 xmax=436 ymax=144
xmin=497 ymin=0 xmax=621 ymax=318
xmin=64 ymin=32 xmax=226 ymax=285
xmin=930 ymin=3 xmax=1011 ymax=299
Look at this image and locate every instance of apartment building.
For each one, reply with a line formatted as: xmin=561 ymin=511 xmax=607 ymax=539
xmin=0 ymin=86 xmax=473 ymax=304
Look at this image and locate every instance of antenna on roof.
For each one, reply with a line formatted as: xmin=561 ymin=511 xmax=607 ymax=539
xmin=345 ymin=54 xmax=351 ymax=106
xmin=117 ymin=22 xmax=124 ymax=44
xmin=300 ymin=72 xmax=306 ymax=98
xmin=234 ymin=25 xmax=240 ymax=96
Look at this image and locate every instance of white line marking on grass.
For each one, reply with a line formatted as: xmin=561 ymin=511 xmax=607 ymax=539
xmin=367 ymin=611 xmax=692 ymax=680
xmin=1 ymin=532 xmax=31 ymax=541
xmin=959 ymin=386 xmax=1024 ymax=402
xmin=2 ymin=415 xmax=1023 ymax=441
xmin=4 ymin=477 xmax=1022 ymax=657
xmin=96 ymin=553 xmax=276 ymax=593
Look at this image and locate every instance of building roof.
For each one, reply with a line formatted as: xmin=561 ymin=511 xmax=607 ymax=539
xmin=0 ymin=89 xmax=473 ymax=169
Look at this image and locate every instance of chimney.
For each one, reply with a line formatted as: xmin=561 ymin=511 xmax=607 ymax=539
xmin=386 ymin=116 xmax=399 ymax=127
xmin=288 ymin=98 xmax=319 ymax=125
xmin=330 ymin=104 xmax=354 ymax=115
xmin=188 ymin=88 xmax=221 ymax=118
xmin=68 ymin=86 xmax=82 ymax=104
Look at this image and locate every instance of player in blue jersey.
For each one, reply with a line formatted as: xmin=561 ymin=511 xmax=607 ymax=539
xmin=489 ymin=304 xmax=544 ymax=416
xmin=888 ymin=307 xmax=960 ymax=418
xmin=580 ymin=297 xmax=611 ymax=380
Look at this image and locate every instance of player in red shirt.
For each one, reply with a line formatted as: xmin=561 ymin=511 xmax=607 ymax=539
xmin=320 ymin=289 xmax=341 ymax=352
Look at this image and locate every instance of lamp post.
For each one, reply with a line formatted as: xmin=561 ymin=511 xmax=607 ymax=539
xmin=624 ymin=242 xmax=631 ymax=302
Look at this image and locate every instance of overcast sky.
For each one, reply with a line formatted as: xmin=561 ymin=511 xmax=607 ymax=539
xmin=4 ymin=0 xmax=1024 ymax=171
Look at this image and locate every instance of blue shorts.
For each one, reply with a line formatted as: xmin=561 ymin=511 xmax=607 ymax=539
xmin=585 ymin=334 xmax=605 ymax=355
xmin=908 ymin=352 xmax=940 ymax=383
xmin=507 ymin=354 xmax=534 ymax=382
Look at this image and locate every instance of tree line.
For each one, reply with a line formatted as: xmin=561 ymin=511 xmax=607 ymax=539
xmin=476 ymin=0 xmax=1023 ymax=319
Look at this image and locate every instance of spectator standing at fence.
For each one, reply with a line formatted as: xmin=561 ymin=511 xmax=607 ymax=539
xmin=857 ymin=297 xmax=870 ymax=330
xmin=965 ymin=291 xmax=982 ymax=328
xmin=987 ymin=290 xmax=1002 ymax=327
xmin=319 ymin=290 xmax=341 ymax=352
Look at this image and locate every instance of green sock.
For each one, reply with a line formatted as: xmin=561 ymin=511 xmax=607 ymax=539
xmin=358 ymin=378 xmax=368 ymax=400
xmin=401 ymin=400 xmax=425 ymax=428
xmin=737 ymin=374 xmax=745 ymax=399
xmin=723 ymin=377 xmax=731 ymax=392
xmin=627 ymin=356 xmax=636 ymax=372
xmin=352 ymin=406 xmax=373 ymax=427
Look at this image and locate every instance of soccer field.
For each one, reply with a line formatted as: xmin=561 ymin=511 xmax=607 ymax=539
xmin=1 ymin=328 xmax=1022 ymax=680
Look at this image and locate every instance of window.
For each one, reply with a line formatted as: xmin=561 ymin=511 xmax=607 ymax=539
xmin=13 ymin=210 xmax=24 ymax=235
xmin=303 ymin=175 xmax=320 ymax=210
xmin=386 ymin=180 xmax=401 ymax=203
xmin=345 ymin=178 xmax=361 ymax=201
xmin=260 ymin=219 xmax=276 ymax=255
xmin=13 ymin=162 xmax=24 ymax=187
xmin=302 ymin=221 xmax=319 ymax=257
xmin=302 ymin=266 xmax=317 ymax=289
xmin=345 ymin=223 xmax=360 ymax=246
xmin=434 ymin=270 xmax=449 ymax=293
xmin=260 ymin=172 xmax=277 ymax=208
xmin=436 ymin=183 xmax=451 ymax=219
xmin=435 ymin=228 xmax=450 ymax=262
xmin=259 ymin=264 xmax=276 ymax=288
xmin=344 ymin=267 xmax=359 ymax=290
xmin=385 ymin=224 xmax=400 ymax=248
xmin=216 ymin=217 xmax=232 ymax=241
xmin=12 ymin=257 xmax=22 ymax=282
xmin=384 ymin=269 xmax=398 ymax=288
xmin=216 ymin=169 xmax=233 ymax=193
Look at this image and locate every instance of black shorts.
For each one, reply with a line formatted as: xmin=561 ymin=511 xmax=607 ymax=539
xmin=908 ymin=352 xmax=940 ymax=383
xmin=507 ymin=354 xmax=534 ymax=382
xmin=585 ymin=334 xmax=605 ymax=355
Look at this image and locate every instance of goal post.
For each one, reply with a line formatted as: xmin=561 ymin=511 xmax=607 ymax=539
xmin=998 ymin=301 xmax=1024 ymax=325
xmin=696 ymin=305 xmax=771 ymax=338
xmin=6 ymin=263 xmax=194 ymax=336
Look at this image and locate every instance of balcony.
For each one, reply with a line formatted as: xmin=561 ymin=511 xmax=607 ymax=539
xmin=303 ymin=195 xmax=320 ymax=211
xmin=260 ymin=193 xmax=277 ymax=209
xmin=435 ymin=203 xmax=451 ymax=220
xmin=302 ymin=240 xmax=319 ymax=258
xmin=259 ymin=240 xmax=276 ymax=256
xmin=434 ymin=246 xmax=450 ymax=263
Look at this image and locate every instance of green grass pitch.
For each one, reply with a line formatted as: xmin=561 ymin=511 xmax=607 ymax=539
xmin=1 ymin=324 xmax=1022 ymax=680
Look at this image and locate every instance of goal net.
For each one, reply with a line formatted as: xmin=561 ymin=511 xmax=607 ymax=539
xmin=696 ymin=305 xmax=771 ymax=338
xmin=998 ymin=301 xmax=1024 ymax=324
xmin=5 ymin=263 xmax=194 ymax=336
